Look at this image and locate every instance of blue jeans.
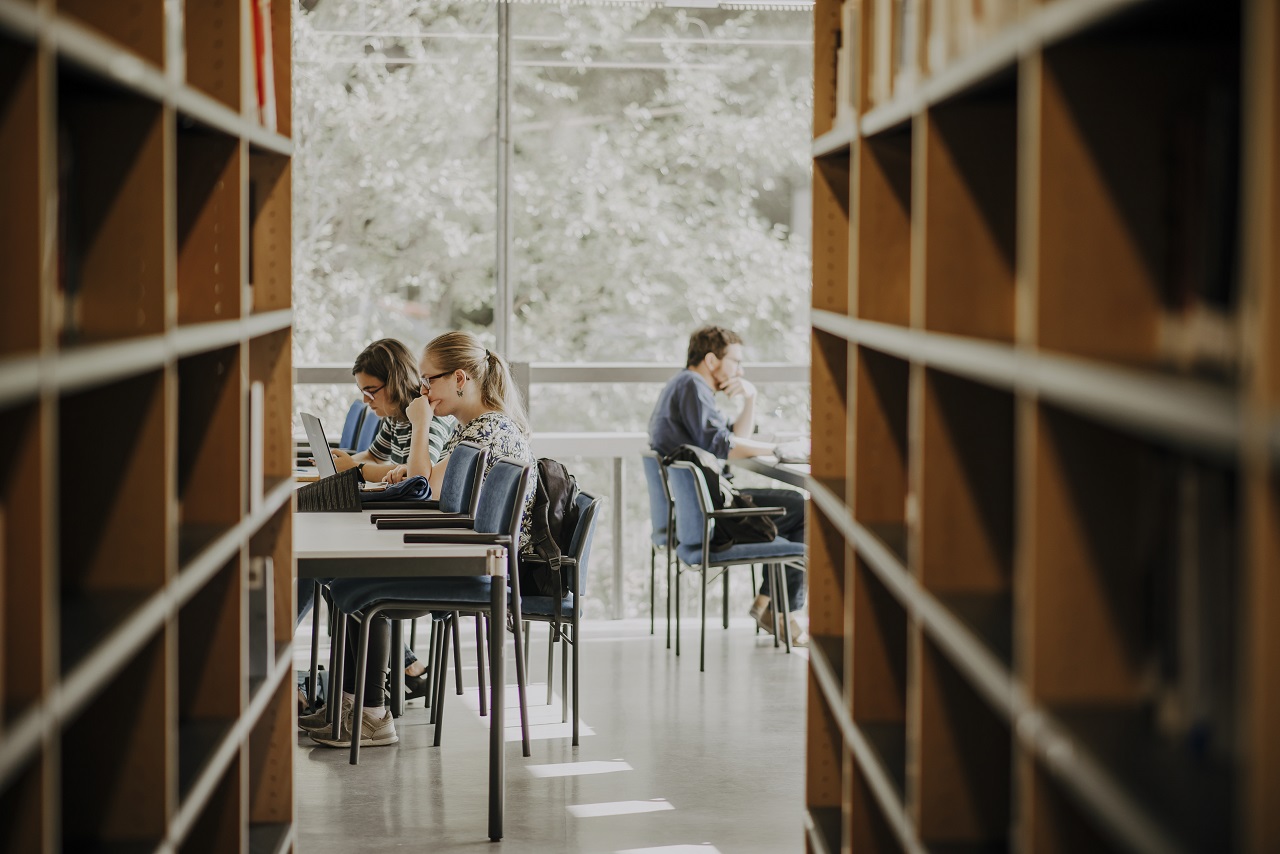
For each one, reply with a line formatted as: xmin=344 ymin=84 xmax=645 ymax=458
xmin=740 ymin=487 xmax=806 ymax=610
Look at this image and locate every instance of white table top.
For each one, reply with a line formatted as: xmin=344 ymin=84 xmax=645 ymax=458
xmin=727 ymin=456 xmax=810 ymax=490
xmin=294 ymin=511 xmax=506 ymax=562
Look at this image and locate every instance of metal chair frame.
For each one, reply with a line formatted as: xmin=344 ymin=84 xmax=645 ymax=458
xmin=665 ymin=461 xmax=805 ymax=671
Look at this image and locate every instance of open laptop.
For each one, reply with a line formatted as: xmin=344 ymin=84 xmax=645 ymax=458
xmin=300 ymin=411 xmax=339 ymax=478
xmin=300 ymin=411 xmax=389 ymax=491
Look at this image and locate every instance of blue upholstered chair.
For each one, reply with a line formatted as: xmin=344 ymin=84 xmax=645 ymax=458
xmin=517 ymin=491 xmax=601 ymax=746
xmin=327 ymin=457 xmax=536 ymax=765
xmin=641 ymin=452 xmax=674 ymax=647
xmin=368 ymin=441 xmax=490 ymax=704
xmin=307 ymin=443 xmax=492 ymax=721
xmin=665 ymin=461 xmax=806 ymax=671
xmin=338 ymin=400 xmax=368 ymax=451
xmin=353 ymin=411 xmax=379 ymax=452
xmin=370 ymin=441 xmax=489 ymax=524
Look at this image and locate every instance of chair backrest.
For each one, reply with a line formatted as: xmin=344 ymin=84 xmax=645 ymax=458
xmin=354 ymin=412 xmax=380 ymax=452
xmin=640 ymin=451 xmax=671 ymax=538
xmin=338 ymin=400 xmax=367 ymax=449
xmin=472 ymin=456 xmax=534 ymax=539
xmin=564 ymin=491 xmax=602 ymax=597
xmin=437 ymin=441 xmax=488 ymax=515
xmin=665 ymin=461 xmax=715 ymax=551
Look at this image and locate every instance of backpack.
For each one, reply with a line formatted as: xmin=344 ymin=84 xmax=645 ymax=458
xmin=662 ymin=444 xmax=777 ymax=549
xmin=517 ymin=458 xmax=582 ymax=598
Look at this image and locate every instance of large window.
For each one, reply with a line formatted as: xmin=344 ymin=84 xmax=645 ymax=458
xmin=293 ymin=0 xmax=813 ymax=616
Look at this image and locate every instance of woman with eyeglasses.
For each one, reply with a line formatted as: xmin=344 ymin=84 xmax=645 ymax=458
xmin=330 ymin=338 xmax=456 ymax=483
xmin=381 ymin=331 xmax=531 ymax=498
xmin=308 ymin=332 xmax=537 ymax=749
xmin=298 ymin=338 xmax=459 ymax=718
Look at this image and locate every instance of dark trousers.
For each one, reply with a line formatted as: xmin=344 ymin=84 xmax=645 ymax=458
xmin=342 ymin=615 xmax=392 ymax=708
xmin=296 ymin=578 xmax=316 ymax=630
xmin=299 ymin=579 xmax=416 ymax=684
xmin=741 ymin=487 xmax=806 ymax=610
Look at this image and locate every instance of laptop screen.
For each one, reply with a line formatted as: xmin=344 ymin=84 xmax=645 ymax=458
xmin=300 ymin=412 xmax=339 ymax=479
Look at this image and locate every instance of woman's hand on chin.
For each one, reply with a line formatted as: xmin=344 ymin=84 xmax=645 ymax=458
xmin=406 ymin=395 xmax=434 ymax=426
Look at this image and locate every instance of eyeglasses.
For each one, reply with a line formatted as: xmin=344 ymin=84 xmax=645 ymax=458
xmin=420 ymin=370 xmax=454 ymax=391
xmin=359 ymin=383 xmax=385 ymax=401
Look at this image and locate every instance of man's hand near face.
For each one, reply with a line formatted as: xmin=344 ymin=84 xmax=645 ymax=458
xmin=719 ymin=375 xmax=757 ymax=401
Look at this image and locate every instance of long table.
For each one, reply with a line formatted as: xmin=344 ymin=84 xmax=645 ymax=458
xmin=294 ymin=510 xmax=510 ymax=840
xmin=727 ymin=455 xmax=811 ymax=490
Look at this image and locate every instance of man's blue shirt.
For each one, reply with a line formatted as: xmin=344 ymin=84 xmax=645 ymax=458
xmin=648 ymin=370 xmax=732 ymax=459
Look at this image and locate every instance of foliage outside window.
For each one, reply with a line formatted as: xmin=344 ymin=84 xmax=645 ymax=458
xmin=294 ymin=0 xmax=812 ymax=617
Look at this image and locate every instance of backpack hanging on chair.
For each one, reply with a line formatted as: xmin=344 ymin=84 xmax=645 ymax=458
xmin=517 ymin=458 xmax=582 ymax=597
xmin=662 ymin=444 xmax=778 ymax=549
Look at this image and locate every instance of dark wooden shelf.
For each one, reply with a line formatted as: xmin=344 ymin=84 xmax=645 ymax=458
xmin=249 ymin=823 xmax=292 ymax=854
xmin=862 ymin=720 xmax=907 ymax=802
xmin=0 ymin=0 xmax=295 ymax=846
xmin=178 ymin=524 xmax=232 ymax=570
xmin=809 ymin=1 xmax=1270 ymax=848
xmin=936 ymin=592 xmax=1012 ymax=670
xmin=864 ymin=522 xmax=907 ymax=566
xmin=59 ymin=590 xmax=151 ymax=674
xmin=804 ymin=806 xmax=841 ymax=854
xmin=178 ymin=719 xmax=234 ymax=799
xmin=1049 ymin=705 xmax=1233 ymax=853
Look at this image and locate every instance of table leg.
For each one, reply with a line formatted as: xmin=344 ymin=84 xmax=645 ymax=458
xmin=309 ymin=580 xmax=322 ymax=708
xmin=489 ymin=576 xmax=506 ymax=841
xmin=390 ymin=619 xmax=404 ymax=718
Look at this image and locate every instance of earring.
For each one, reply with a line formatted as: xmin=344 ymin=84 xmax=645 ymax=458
xmin=456 ymin=387 xmax=463 ymax=397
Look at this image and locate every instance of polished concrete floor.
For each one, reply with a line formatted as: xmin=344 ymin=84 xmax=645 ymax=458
xmin=293 ymin=615 xmax=809 ymax=853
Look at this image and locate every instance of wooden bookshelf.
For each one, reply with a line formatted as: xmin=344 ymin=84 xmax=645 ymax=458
xmin=0 ymin=0 xmax=295 ymax=851
xmin=808 ymin=0 xmax=1277 ymax=850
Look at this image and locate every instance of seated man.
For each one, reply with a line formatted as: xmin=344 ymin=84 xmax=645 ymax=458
xmin=648 ymin=325 xmax=807 ymax=644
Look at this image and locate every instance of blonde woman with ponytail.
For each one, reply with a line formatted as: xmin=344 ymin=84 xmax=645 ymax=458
xmin=385 ymin=331 xmax=536 ymax=548
xmin=308 ymin=333 xmax=537 ymax=751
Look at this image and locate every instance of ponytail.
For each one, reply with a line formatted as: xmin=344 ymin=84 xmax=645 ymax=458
xmin=425 ymin=332 xmax=529 ymax=435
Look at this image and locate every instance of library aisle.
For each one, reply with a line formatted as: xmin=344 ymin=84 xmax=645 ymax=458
xmin=293 ymin=617 xmax=808 ymax=853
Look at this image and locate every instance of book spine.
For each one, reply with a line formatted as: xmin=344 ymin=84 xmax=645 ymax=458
xmin=258 ymin=0 xmax=278 ymax=131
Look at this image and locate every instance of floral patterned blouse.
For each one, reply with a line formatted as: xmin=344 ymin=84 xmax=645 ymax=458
xmin=441 ymin=411 xmax=536 ymax=552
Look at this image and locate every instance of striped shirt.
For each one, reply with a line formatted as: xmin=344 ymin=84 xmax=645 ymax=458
xmin=366 ymin=415 xmax=457 ymax=464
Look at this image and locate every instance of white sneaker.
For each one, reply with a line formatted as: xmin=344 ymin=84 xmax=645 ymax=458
xmin=298 ymin=696 xmax=352 ymax=733
xmin=309 ymin=708 xmax=398 ymax=748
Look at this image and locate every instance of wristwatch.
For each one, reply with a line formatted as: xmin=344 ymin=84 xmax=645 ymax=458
xmin=356 ymin=463 xmax=366 ymax=482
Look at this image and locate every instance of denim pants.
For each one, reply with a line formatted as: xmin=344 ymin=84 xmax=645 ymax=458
xmin=740 ymin=487 xmax=806 ymax=610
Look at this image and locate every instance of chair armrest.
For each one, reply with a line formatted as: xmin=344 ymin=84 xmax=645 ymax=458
xmin=403 ymin=532 xmax=513 ymax=545
xmin=368 ymin=508 xmax=462 ymax=524
xmin=361 ymin=499 xmax=439 ymax=510
xmin=709 ymin=506 xmax=787 ymax=519
xmin=377 ymin=516 xmax=476 ymax=531
xmin=371 ymin=500 xmax=441 ymax=514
